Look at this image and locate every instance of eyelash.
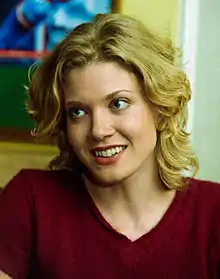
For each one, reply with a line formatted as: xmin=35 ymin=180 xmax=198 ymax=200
xmin=109 ymin=98 xmax=129 ymax=111
xmin=67 ymin=107 xmax=86 ymax=121
xmin=67 ymin=98 xmax=130 ymax=121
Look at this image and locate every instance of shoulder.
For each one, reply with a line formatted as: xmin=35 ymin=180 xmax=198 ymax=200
xmin=180 ymin=178 xmax=220 ymax=232
xmin=185 ymin=179 xmax=220 ymax=267
xmin=183 ymin=178 xmax=220 ymax=231
xmin=0 ymin=168 xmax=86 ymax=232
xmin=2 ymin=168 xmax=78 ymax=191
xmin=8 ymin=168 xmax=70 ymax=183
xmin=188 ymin=178 xmax=220 ymax=205
xmin=1 ymin=168 xmax=83 ymax=207
xmin=177 ymin=178 xmax=220 ymax=231
xmin=184 ymin=178 xmax=220 ymax=213
xmin=189 ymin=179 xmax=220 ymax=264
xmin=191 ymin=177 xmax=220 ymax=189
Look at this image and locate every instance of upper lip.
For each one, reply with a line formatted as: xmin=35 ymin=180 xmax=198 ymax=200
xmin=90 ymin=144 xmax=127 ymax=152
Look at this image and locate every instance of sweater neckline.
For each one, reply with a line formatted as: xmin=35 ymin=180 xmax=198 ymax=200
xmin=81 ymin=179 xmax=189 ymax=246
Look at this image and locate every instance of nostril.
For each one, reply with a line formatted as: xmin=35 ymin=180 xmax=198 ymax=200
xmin=91 ymin=113 xmax=115 ymax=140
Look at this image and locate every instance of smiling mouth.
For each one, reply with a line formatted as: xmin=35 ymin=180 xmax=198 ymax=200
xmin=91 ymin=145 xmax=127 ymax=158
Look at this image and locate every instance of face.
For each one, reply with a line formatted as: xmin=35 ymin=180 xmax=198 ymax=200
xmin=64 ymin=62 xmax=157 ymax=185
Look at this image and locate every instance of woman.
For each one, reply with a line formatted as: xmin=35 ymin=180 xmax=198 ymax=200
xmin=0 ymin=13 xmax=219 ymax=279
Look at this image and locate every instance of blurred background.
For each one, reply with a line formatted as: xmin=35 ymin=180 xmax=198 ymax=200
xmin=0 ymin=0 xmax=219 ymax=187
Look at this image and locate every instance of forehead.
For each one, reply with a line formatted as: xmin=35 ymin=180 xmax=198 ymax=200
xmin=64 ymin=62 xmax=140 ymax=102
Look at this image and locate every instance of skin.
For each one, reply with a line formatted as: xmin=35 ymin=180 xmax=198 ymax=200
xmin=64 ymin=61 xmax=175 ymax=241
xmin=0 ymin=271 xmax=11 ymax=279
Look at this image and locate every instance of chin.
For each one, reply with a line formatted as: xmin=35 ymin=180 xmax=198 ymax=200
xmin=85 ymin=168 xmax=126 ymax=188
xmin=80 ymin=156 xmax=132 ymax=187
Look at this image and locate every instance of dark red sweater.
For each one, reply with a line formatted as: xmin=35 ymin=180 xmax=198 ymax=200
xmin=0 ymin=169 xmax=220 ymax=279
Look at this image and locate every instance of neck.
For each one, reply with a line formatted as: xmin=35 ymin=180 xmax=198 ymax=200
xmin=83 ymin=154 xmax=175 ymax=232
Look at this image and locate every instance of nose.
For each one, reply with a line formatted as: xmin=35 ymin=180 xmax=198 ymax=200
xmin=90 ymin=110 xmax=115 ymax=141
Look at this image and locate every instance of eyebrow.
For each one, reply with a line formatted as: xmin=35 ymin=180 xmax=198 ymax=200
xmin=65 ymin=89 xmax=133 ymax=107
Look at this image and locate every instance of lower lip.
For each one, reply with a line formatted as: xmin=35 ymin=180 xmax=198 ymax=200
xmin=92 ymin=149 xmax=126 ymax=166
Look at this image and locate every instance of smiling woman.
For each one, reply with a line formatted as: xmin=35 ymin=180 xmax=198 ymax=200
xmin=63 ymin=62 xmax=158 ymax=186
xmin=28 ymin=14 xmax=197 ymax=190
xmin=0 ymin=12 xmax=220 ymax=279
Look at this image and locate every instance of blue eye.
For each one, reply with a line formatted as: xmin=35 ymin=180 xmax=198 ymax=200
xmin=68 ymin=107 xmax=86 ymax=120
xmin=110 ymin=99 xmax=129 ymax=111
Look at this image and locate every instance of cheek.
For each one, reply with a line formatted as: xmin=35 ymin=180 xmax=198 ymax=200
xmin=66 ymin=121 xmax=86 ymax=149
xmin=120 ymin=106 xmax=156 ymax=139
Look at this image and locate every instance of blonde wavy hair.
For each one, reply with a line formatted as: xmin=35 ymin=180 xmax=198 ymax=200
xmin=27 ymin=13 xmax=199 ymax=190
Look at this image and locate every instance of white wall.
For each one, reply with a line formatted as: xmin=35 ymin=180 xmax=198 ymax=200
xmin=181 ymin=0 xmax=220 ymax=182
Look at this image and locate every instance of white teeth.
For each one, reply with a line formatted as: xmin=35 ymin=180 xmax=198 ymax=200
xmin=101 ymin=151 xmax=107 ymax=157
xmin=94 ymin=146 xmax=126 ymax=158
xmin=116 ymin=147 xmax=120 ymax=153
xmin=106 ymin=150 xmax=111 ymax=156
